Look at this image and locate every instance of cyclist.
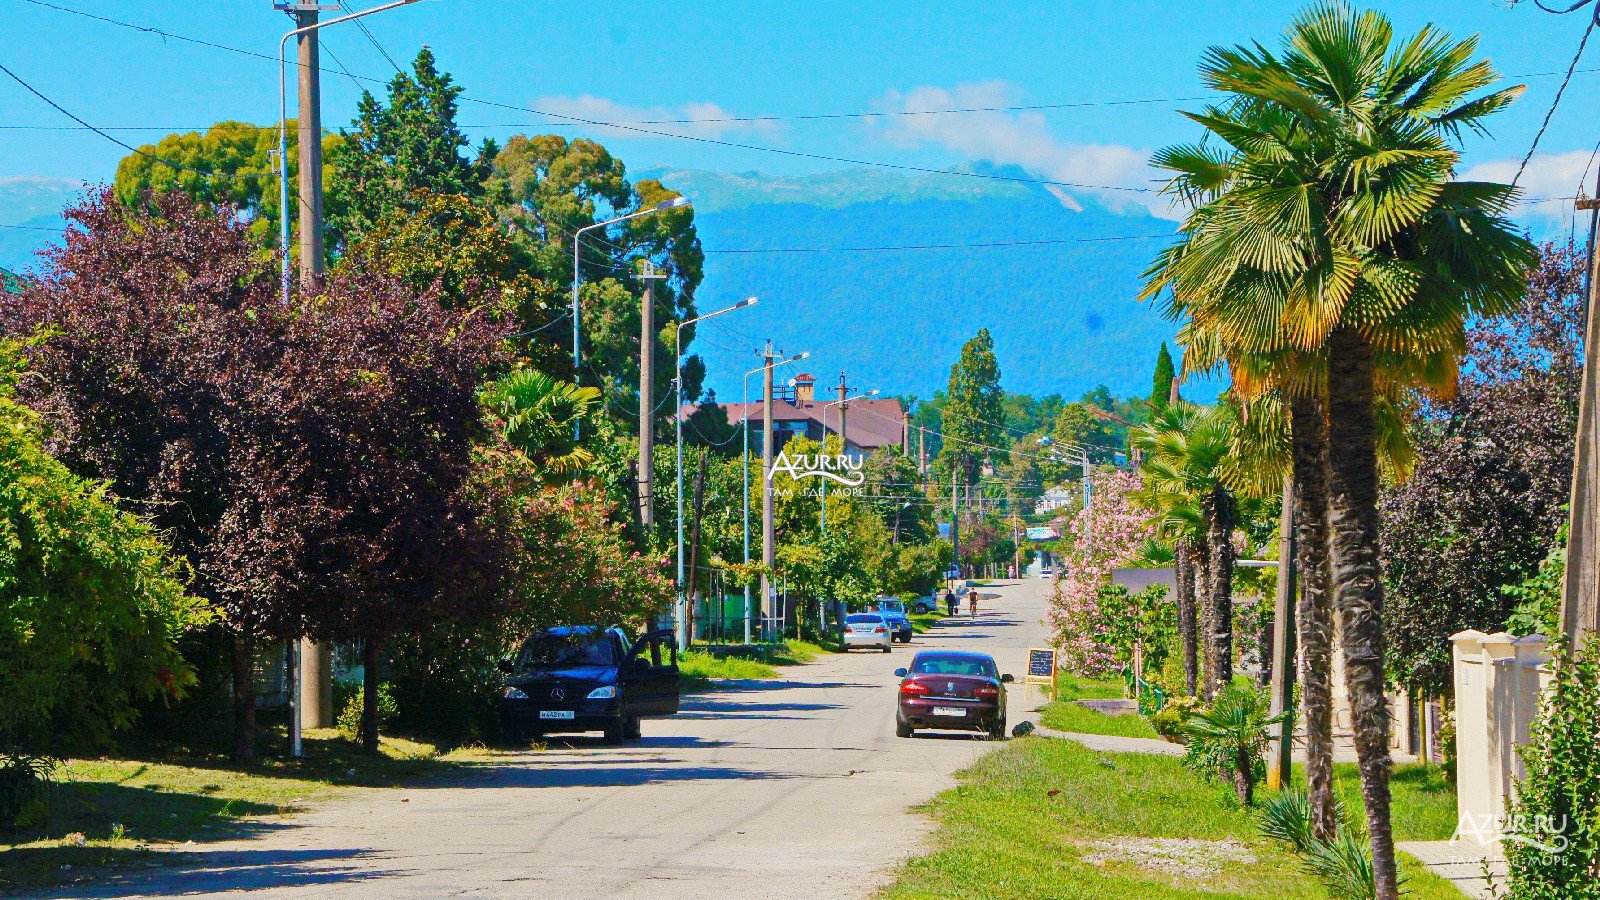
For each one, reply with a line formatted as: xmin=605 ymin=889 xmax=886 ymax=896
xmin=968 ymin=591 xmax=978 ymax=618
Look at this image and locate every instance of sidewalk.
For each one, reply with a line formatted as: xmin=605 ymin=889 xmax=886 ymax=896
xmin=1397 ymin=841 xmax=1504 ymax=899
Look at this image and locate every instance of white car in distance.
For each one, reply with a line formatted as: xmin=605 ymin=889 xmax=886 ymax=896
xmin=841 ymin=613 xmax=893 ymax=653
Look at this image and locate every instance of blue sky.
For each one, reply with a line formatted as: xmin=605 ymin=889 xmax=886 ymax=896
xmin=4 ymin=0 xmax=1600 ymax=232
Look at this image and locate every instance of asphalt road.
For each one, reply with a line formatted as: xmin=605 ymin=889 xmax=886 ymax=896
xmin=59 ymin=577 xmax=1055 ymax=900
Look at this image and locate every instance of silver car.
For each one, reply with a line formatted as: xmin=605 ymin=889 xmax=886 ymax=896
xmin=842 ymin=613 xmax=893 ymax=653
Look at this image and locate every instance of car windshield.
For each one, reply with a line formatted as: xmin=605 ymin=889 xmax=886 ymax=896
xmin=846 ymin=614 xmax=883 ymax=625
xmin=878 ymin=600 xmax=905 ymax=614
xmin=515 ymin=630 xmax=616 ymax=668
xmin=911 ymin=655 xmax=997 ymax=678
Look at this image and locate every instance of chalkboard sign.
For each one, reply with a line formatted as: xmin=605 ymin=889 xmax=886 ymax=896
xmin=1025 ymin=647 xmax=1057 ymax=686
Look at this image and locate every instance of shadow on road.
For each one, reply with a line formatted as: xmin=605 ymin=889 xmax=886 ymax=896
xmin=24 ymin=848 xmax=391 ymax=899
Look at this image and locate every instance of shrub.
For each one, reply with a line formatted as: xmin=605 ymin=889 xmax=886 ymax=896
xmin=1502 ymin=636 xmax=1600 ymax=899
xmin=1258 ymin=788 xmax=1372 ymax=899
xmin=1150 ymin=694 xmax=1200 ymax=741
xmin=337 ymin=683 xmax=398 ymax=739
xmin=0 ymin=753 xmax=56 ymax=828
xmin=1178 ymin=685 xmax=1281 ymax=805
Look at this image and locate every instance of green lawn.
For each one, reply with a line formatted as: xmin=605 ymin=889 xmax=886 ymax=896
xmin=1054 ymin=672 xmax=1128 ymax=701
xmin=910 ymin=612 xmax=943 ymax=634
xmin=879 ymin=736 xmax=1464 ymax=900
xmin=1040 ymin=700 xmax=1162 ymax=740
xmin=679 ymin=640 xmax=827 ymax=690
xmin=0 ymin=730 xmax=491 ymax=893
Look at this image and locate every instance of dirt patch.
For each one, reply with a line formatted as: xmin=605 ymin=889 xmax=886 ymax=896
xmin=1082 ymin=836 xmax=1256 ymax=880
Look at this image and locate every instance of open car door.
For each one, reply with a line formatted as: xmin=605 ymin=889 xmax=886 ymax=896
xmin=625 ymin=629 xmax=680 ymax=717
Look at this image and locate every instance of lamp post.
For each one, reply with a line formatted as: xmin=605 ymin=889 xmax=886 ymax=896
xmin=274 ymin=0 xmax=423 ymax=760
xmin=277 ymin=0 xmax=423 ymax=306
xmin=819 ymin=389 xmax=877 ymax=533
xmin=675 ymin=297 xmax=759 ymax=651
xmin=571 ymin=197 xmax=690 ymax=438
xmin=743 ymin=352 xmax=809 ymax=644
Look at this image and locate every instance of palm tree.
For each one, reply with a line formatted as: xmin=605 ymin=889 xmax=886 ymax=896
xmin=1143 ymin=7 xmax=1535 ymax=896
xmin=479 ymin=368 xmax=601 ymax=477
xmin=1133 ymin=402 xmax=1236 ymax=697
xmin=1180 ymin=684 xmax=1289 ymax=806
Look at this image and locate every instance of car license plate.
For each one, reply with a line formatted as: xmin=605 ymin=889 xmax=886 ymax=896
xmin=932 ymin=706 xmax=966 ymax=717
xmin=538 ymin=710 xmax=576 ymax=720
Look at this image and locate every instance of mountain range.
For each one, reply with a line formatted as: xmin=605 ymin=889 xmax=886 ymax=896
xmin=0 ymin=166 xmax=1187 ymax=401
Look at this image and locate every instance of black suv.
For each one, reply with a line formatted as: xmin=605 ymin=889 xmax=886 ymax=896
xmin=500 ymin=626 xmax=680 ymax=743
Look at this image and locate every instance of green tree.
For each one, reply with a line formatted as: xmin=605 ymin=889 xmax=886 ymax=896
xmin=939 ymin=329 xmax=1006 ymax=483
xmin=326 ymin=48 xmax=493 ymax=250
xmin=0 ymin=339 xmax=211 ymax=761
xmin=1150 ymin=343 xmax=1176 ymax=410
xmin=1143 ymin=7 xmax=1535 ymax=895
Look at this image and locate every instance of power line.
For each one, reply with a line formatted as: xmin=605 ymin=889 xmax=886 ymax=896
xmin=703 ymin=234 xmax=1173 ymax=253
xmin=1514 ymin=6 xmax=1598 ymax=188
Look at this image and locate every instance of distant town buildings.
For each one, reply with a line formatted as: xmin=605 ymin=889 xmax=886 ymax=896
xmin=1034 ymin=485 xmax=1079 ymax=516
xmin=680 ymin=372 xmax=909 ymax=460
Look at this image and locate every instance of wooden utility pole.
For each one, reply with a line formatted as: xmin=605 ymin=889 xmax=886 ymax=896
xmin=685 ymin=454 xmax=709 ymax=647
xmin=918 ymin=426 xmax=926 ymax=474
xmin=1267 ymin=477 xmax=1298 ymax=791
xmin=637 ymin=261 xmax=666 ymax=531
xmin=760 ymin=343 xmax=778 ymax=632
xmin=1564 ymin=189 xmax=1600 ymax=640
xmin=837 ymin=371 xmax=850 ymax=452
xmin=294 ymin=3 xmax=332 ymax=731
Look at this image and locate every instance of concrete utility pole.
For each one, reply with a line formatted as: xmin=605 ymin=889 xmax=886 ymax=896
xmin=918 ymin=426 xmax=926 ymax=474
xmin=760 ymin=342 xmax=778 ymax=636
xmin=1267 ymin=477 xmax=1298 ymax=791
xmin=837 ymin=371 xmax=850 ymax=453
xmin=1565 ymin=184 xmax=1600 ymax=639
xmin=951 ymin=454 xmax=962 ymax=580
xmin=637 ymin=261 xmax=666 ymax=530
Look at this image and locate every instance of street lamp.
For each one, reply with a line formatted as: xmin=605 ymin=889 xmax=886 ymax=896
xmin=674 ymin=297 xmax=758 ymax=651
xmin=742 ymin=351 xmax=809 ymax=644
xmin=572 ymin=196 xmax=691 ymax=438
xmin=274 ymin=0 xmax=424 ymax=760
xmin=819 ymin=389 xmax=878 ymax=533
xmin=277 ymin=0 xmax=424 ymax=307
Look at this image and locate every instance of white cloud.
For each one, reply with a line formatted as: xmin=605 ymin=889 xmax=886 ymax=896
xmin=1461 ymin=150 xmax=1592 ymax=226
xmin=532 ymin=94 xmax=784 ymax=141
xmin=866 ymin=81 xmax=1175 ymax=219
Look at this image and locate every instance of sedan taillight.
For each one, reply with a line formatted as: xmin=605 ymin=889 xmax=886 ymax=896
xmin=974 ymin=685 xmax=1000 ymax=699
xmin=873 ymin=626 xmax=886 ymax=633
xmin=900 ymin=680 xmax=929 ymax=696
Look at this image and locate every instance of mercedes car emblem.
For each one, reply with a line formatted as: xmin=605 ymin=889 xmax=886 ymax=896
xmin=550 ymin=687 xmax=565 ymax=700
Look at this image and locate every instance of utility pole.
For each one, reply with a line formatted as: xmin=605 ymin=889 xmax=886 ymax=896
xmin=293 ymin=1 xmax=331 ymax=733
xmin=951 ymin=454 xmax=962 ymax=580
xmin=1565 ymin=186 xmax=1600 ymax=639
xmin=837 ymin=371 xmax=850 ymax=454
xmin=918 ymin=426 xmax=926 ymax=474
xmin=760 ymin=342 xmax=778 ymax=636
xmin=1267 ymin=477 xmax=1298 ymax=791
xmin=637 ymin=261 xmax=665 ymax=530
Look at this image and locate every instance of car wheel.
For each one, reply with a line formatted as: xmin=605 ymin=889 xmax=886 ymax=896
xmin=882 ymin=645 xmax=892 ymax=654
xmin=603 ymin=716 xmax=627 ymax=744
xmin=626 ymin=715 xmax=642 ymax=741
xmin=989 ymin=718 xmax=1007 ymax=741
xmin=895 ymin=718 xmax=913 ymax=738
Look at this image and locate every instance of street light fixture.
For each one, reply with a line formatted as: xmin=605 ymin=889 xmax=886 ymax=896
xmin=572 ymin=196 xmax=691 ymax=438
xmin=274 ymin=0 xmax=424 ymax=760
xmin=742 ymin=351 xmax=808 ymax=644
xmin=277 ymin=0 xmax=424 ymax=307
xmin=674 ymin=297 xmax=758 ymax=651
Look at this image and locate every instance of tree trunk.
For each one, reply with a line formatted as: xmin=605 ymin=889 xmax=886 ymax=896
xmin=1175 ymin=540 xmax=1199 ymax=696
xmin=1290 ymin=392 xmax=1338 ymax=843
xmin=1205 ymin=484 xmax=1236 ymax=696
xmin=360 ymin=638 xmax=381 ymax=754
xmin=231 ymin=631 xmax=257 ymax=762
xmin=1236 ymin=746 xmax=1254 ymax=807
xmin=1194 ymin=535 xmax=1214 ymax=698
xmin=1324 ymin=326 xmax=1398 ymax=900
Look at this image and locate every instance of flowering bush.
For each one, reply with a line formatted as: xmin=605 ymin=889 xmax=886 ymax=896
xmin=1048 ymin=469 xmax=1154 ymax=675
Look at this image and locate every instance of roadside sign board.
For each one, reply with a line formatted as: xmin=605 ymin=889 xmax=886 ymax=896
xmin=1025 ymin=526 xmax=1057 ymax=541
xmin=1025 ymin=647 xmax=1057 ymax=689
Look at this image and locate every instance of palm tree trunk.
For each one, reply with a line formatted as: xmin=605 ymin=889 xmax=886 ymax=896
xmin=1290 ymin=393 xmax=1338 ymax=843
xmin=1175 ymin=540 xmax=1199 ymax=696
xmin=1194 ymin=536 xmax=1214 ymax=698
xmin=1205 ymin=485 xmax=1235 ymax=696
xmin=1324 ymin=326 xmax=1398 ymax=900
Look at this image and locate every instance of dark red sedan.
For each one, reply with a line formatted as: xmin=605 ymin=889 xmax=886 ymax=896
xmin=893 ymin=650 xmax=1013 ymax=739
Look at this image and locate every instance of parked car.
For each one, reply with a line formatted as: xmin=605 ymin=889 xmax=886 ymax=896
xmin=1038 ymin=567 xmax=1055 ymax=579
xmin=500 ymin=626 xmax=679 ymax=743
xmin=893 ymin=650 xmax=1013 ymax=740
xmin=874 ymin=598 xmax=914 ymax=643
xmin=842 ymin=613 xmax=893 ymax=653
xmin=910 ymin=593 xmax=935 ymax=615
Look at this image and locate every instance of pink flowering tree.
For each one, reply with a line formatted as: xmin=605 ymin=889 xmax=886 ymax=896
xmin=1048 ymin=468 xmax=1154 ymax=675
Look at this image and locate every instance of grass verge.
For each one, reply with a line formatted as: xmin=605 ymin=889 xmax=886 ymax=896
xmin=1040 ymin=700 xmax=1162 ymax=740
xmin=879 ymin=736 xmax=1464 ymax=900
xmin=0 ymin=730 xmax=490 ymax=893
xmin=678 ymin=640 xmax=828 ymax=691
xmin=1054 ymin=672 xmax=1127 ymax=701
